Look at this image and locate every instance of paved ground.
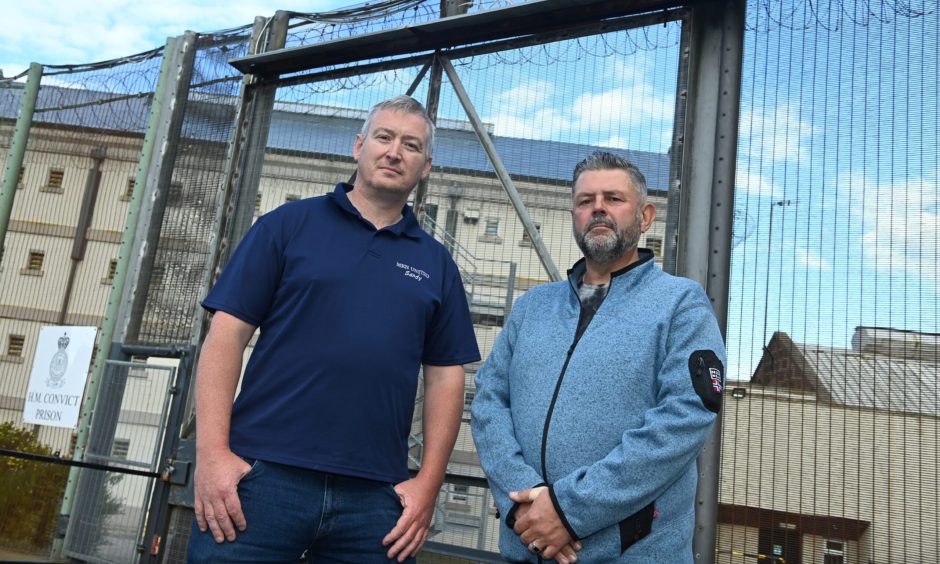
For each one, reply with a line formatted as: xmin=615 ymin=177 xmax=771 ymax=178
xmin=0 ymin=548 xmax=54 ymax=563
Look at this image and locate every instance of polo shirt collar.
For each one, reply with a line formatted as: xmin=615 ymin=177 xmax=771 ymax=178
xmin=328 ymin=183 xmax=423 ymax=239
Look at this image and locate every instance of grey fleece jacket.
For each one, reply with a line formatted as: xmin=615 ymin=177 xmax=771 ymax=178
xmin=471 ymin=251 xmax=726 ymax=563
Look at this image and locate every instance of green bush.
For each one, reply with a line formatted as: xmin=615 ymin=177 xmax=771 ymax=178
xmin=0 ymin=422 xmax=70 ymax=551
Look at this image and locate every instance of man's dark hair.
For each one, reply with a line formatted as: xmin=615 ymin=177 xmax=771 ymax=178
xmin=572 ymin=151 xmax=648 ymax=203
xmin=360 ymin=96 xmax=436 ymax=158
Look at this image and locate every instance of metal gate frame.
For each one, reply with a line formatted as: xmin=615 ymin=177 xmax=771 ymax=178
xmin=63 ymin=344 xmax=194 ymax=564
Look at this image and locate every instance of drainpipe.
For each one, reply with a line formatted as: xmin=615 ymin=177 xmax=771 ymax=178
xmin=58 ymin=146 xmax=107 ymax=324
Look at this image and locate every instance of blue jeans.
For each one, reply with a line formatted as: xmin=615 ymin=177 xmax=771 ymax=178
xmin=186 ymin=459 xmax=413 ymax=563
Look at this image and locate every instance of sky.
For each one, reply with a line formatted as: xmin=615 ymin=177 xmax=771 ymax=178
xmin=0 ymin=0 xmax=353 ymax=79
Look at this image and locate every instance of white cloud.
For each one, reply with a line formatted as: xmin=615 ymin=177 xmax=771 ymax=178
xmin=841 ymin=172 xmax=939 ymax=285
xmin=0 ymin=0 xmax=350 ymax=77
xmin=487 ymin=80 xmax=574 ymax=139
xmin=739 ymin=101 xmax=820 ymax=165
xmin=796 ymin=248 xmax=832 ymax=270
xmin=734 ymin=170 xmax=781 ymax=198
xmin=494 ymin=80 xmax=554 ymax=110
xmin=571 ymin=82 xmax=674 ymax=134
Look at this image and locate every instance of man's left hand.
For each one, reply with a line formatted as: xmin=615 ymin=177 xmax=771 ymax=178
xmin=510 ymin=487 xmax=575 ymax=562
xmin=383 ymin=477 xmax=438 ymax=562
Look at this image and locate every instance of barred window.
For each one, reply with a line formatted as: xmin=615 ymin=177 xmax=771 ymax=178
xmin=520 ymin=223 xmax=541 ymax=246
xmin=7 ymin=334 xmax=25 ymax=357
xmin=167 ymin=182 xmax=183 ymax=206
xmin=102 ymin=259 xmax=118 ymax=285
xmin=111 ymin=438 xmax=130 ymax=459
xmin=485 ymin=218 xmax=499 ymax=237
xmin=47 ymin=168 xmax=64 ymax=189
xmin=26 ymin=251 xmax=44 ymax=272
xmin=122 ymin=178 xmax=136 ymax=201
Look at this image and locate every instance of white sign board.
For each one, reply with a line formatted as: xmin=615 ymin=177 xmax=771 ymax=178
xmin=23 ymin=326 xmax=97 ymax=429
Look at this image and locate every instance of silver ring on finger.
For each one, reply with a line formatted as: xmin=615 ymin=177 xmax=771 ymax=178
xmin=529 ymin=542 xmax=542 ymax=554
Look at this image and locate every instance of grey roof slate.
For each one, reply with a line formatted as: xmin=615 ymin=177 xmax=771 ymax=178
xmin=797 ymin=343 xmax=939 ymax=417
xmin=1 ymin=84 xmax=670 ymax=189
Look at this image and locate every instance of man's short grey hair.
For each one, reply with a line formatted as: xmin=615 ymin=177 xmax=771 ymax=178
xmin=360 ymin=95 xmax=436 ymax=158
xmin=572 ymin=151 xmax=648 ymax=203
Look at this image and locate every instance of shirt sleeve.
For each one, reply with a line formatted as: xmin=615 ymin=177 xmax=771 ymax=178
xmin=421 ymin=258 xmax=481 ymax=366
xmin=550 ymin=286 xmax=726 ymax=539
xmin=470 ymin=292 xmax=546 ymax=520
xmin=200 ymin=218 xmax=282 ymax=327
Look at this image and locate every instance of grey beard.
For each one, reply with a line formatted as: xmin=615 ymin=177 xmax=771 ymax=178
xmin=574 ymin=216 xmax=641 ymax=264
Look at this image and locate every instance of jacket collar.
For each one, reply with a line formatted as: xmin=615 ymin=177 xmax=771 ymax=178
xmin=566 ymin=248 xmax=656 ymax=288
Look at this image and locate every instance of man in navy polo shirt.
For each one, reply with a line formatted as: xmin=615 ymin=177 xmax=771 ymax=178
xmin=187 ymin=96 xmax=480 ymax=563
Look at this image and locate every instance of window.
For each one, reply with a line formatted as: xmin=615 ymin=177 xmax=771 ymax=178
xmin=485 ymin=218 xmax=499 ymax=237
xmin=646 ymin=236 xmax=663 ymax=257
xmin=151 ymin=264 xmax=166 ymax=288
xmin=40 ymin=168 xmax=64 ymax=194
xmin=285 ymin=194 xmax=301 ymax=202
xmin=480 ymin=218 xmax=502 ymax=243
xmin=421 ymin=203 xmax=439 ymax=228
xmin=6 ymin=334 xmax=25 ymax=357
xmin=462 ymin=390 xmax=475 ymax=421
xmin=166 ymin=181 xmax=183 ymax=206
xmin=121 ymin=178 xmax=136 ymax=201
xmin=519 ymin=223 xmax=541 ymax=246
xmin=102 ymin=259 xmax=118 ymax=285
xmin=111 ymin=438 xmax=130 ymax=459
xmin=21 ymin=251 xmax=44 ymax=276
xmin=449 ymin=484 xmax=470 ymax=503
xmin=823 ymin=540 xmax=845 ymax=564
xmin=255 ymin=192 xmax=263 ymax=214
xmin=47 ymin=168 xmax=64 ymax=188
xmin=17 ymin=166 xmax=24 ymax=190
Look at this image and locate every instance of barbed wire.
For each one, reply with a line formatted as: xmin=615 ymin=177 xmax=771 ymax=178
xmin=747 ymin=0 xmax=933 ymax=31
xmin=0 ymin=0 xmax=932 ymax=89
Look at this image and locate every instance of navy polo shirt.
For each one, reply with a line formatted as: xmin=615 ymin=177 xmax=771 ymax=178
xmin=202 ymin=183 xmax=480 ymax=483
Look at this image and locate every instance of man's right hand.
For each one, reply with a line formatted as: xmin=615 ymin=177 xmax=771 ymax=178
xmin=193 ymin=450 xmax=252 ymax=543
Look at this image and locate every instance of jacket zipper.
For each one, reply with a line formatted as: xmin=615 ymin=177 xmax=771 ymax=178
xmin=539 ymin=286 xmax=595 ymax=480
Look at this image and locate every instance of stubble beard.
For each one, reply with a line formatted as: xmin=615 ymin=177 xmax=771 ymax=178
xmin=574 ymin=215 xmax=642 ymax=265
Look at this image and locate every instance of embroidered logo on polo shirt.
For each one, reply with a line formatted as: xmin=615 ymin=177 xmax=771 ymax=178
xmin=396 ymin=261 xmax=429 ymax=282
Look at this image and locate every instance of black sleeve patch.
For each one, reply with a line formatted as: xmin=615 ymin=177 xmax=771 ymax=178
xmin=689 ymin=349 xmax=724 ymax=413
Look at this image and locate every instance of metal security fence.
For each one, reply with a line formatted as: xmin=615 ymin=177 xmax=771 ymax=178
xmin=721 ymin=1 xmax=939 ymax=563
xmin=0 ymin=0 xmax=936 ymax=563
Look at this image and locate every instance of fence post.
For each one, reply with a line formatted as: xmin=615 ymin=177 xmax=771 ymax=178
xmin=0 ymin=62 xmax=42 ymax=266
xmin=677 ymin=1 xmax=745 ymax=562
xmin=53 ymin=36 xmax=179 ymax=560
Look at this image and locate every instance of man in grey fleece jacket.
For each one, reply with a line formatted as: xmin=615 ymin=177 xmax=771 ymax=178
xmin=471 ymin=151 xmax=725 ymax=563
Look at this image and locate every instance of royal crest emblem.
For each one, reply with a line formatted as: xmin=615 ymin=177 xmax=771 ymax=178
xmin=47 ymin=333 xmax=70 ymax=389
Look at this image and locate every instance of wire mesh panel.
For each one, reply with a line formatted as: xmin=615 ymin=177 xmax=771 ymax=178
xmin=0 ymin=52 xmax=163 ymax=450
xmin=721 ymin=1 xmax=938 ymax=563
xmin=64 ymin=359 xmax=177 ymax=564
xmin=0 ymin=53 xmax=165 ymax=558
xmin=132 ymin=30 xmax=255 ymax=346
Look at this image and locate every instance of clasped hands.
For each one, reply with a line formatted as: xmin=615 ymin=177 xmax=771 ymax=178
xmin=509 ymin=487 xmax=582 ymax=563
